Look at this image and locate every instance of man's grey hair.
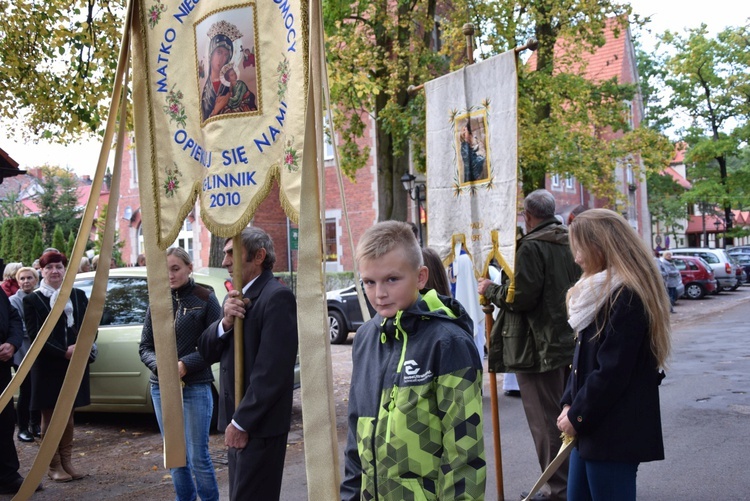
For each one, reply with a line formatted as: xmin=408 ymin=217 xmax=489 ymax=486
xmin=230 ymin=227 xmax=276 ymax=270
xmin=524 ymin=189 xmax=556 ymax=219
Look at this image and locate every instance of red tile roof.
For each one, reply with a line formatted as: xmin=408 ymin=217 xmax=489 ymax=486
xmin=525 ymin=16 xmax=632 ymax=84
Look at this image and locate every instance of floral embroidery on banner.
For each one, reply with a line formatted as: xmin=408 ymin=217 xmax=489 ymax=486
xmin=164 ymin=163 xmax=182 ymax=198
xmin=164 ymin=85 xmax=187 ymax=128
xmin=147 ymin=0 xmax=167 ymax=29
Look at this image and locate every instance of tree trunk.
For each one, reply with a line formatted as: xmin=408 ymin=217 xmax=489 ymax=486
xmin=209 ymin=234 xmax=225 ymax=268
xmin=522 ymin=17 xmax=557 ymax=196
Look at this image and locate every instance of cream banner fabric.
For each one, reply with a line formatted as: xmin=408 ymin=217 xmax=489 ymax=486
xmin=425 ymin=50 xmax=518 ymax=278
xmin=132 ymin=0 xmax=307 ymax=244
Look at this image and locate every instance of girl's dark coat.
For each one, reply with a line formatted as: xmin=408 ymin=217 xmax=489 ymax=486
xmin=561 ymin=287 xmax=665 ymax=463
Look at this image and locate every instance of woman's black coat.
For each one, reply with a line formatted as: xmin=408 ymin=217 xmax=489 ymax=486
xmin=561 ymin=287 xmax=665 ymax=463
xmin=23 ymin=288 xmax=91 ymax=410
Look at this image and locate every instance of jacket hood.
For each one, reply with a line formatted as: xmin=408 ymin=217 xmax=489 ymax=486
xmin=524 ymin=218 xmax=569 ymax=246
xmin=377 ymin=289 xmax=474 ymax=341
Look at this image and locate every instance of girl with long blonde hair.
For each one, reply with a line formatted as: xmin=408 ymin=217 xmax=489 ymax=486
xmin=557 ymin=209 xmax=671 ymax=501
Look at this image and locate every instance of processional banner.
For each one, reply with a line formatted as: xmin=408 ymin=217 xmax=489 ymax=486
xmin=425 ymin=49 xmax=518 ymax=278
xmin=132 ymin=0 xmax=307 ymax=243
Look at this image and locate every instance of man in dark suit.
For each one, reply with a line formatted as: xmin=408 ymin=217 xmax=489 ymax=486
xmin=0 ymin=286 xmax=25 ymax=494
xmin=198 ymin=227 xmax=298 ymax=501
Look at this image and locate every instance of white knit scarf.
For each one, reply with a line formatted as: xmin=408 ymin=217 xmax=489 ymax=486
xmin=38 ymin=279 xmax=74 ymax=328
xmin=567 ymin=270 xmax=623 ymax=333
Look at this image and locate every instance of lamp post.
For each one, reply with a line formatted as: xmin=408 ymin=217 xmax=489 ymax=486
xmin=401 ymin=172 xmax=425 ymax=246
xmin=714 ymin=219 xmax=723 ymax=248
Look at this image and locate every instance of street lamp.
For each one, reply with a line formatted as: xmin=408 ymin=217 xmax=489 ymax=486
xmin=400 ymin=172 xmax=425 ymax=246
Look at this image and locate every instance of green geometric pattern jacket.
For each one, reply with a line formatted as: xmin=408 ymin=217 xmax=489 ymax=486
xmin=341 ymin=290 xmax=486 ymax=500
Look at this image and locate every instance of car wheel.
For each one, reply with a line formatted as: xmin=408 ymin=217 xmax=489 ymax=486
xmin=730 ymin=282 xmax=740 ymax=291
xmin=685 ymin=283 xmax=705 ymax=300
xmin=328 ymin=310 xmax=348 ymax=344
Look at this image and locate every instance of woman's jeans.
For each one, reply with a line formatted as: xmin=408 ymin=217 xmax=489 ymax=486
xmin=568 ymin=447 xmax=638 ymax=501
xmin=151 ymin=383 xmax=219 ymax=501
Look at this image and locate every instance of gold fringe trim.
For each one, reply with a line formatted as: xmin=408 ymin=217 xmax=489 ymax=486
xmin=480 ymin=229 xmax=516 ymax=303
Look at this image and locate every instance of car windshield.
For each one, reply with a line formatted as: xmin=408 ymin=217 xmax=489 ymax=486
xmin=697 ymin=253 xmax=720 ymax=264
xmin=74 ymin=277 xmax=150 ymax=325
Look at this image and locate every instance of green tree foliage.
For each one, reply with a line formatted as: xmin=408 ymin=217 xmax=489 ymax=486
xmin=647 ymin=171 xmax=687 ymax=236
xmin=325 ymin=0 xmax=673 ymax=218
xmin=324 ymin=0 xmax=448 ymax=220
xmin=0 ymin=217 xmax=43 ymax=265
xmin=35 ymin=166 xmax=82 ymax=245
xmin=444 ymin=1 xmax=673 ymax=198
xmin=66 ymin=230 xmax=76 ymax=261
xmin=52 ymin=225 xmax=66 ymax=255
xmin=31 ymin=232 xmax=44 ymax=265
xmin=0 ymin=191 xmax=27 ymax=221
xmin=93 ymin=204 xmax=124 ymax=266
xmin=659 ymin=24 xmax=750 ymax=238
xmin=0 ymin=0 xmax=126 ymax=141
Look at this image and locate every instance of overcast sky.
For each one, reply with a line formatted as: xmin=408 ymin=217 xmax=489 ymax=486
xmin=3 ymin=1 xmax=749 ymax=177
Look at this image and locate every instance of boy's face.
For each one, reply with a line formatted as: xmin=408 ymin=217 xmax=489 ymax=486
xmin=359 ymin=248 xmax=428 ymax=319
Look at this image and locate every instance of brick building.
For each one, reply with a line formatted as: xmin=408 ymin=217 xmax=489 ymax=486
xmin=528 ymin=15 xmax=651 ymax=239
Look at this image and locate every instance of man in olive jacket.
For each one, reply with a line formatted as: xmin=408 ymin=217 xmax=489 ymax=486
xmin=478 ymin=189 xmax=580 ymax=500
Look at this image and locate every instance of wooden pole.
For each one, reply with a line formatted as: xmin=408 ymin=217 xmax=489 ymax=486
xmin=484 ymin=301 xmax=504 ymax=500
xmin=233 ymin=235 xmax=244 ymax=405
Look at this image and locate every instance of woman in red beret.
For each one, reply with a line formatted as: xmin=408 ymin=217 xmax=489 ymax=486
xmin=23 ymin=251 xmax=91 ymax=483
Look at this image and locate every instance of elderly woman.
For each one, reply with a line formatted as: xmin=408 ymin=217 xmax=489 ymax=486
xmin=23 ymin=251 xmax=91 ymax=482
xmin=10 ymin=267 xmax=40 ymax=443
xmin=139 ymin=247 xmax=221 ymax=501
xmin=1 ymin=263 xmax=22 ymax=297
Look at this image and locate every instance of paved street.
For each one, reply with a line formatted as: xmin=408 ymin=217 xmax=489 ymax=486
xmin=282 ymin=287 xmax=750 ymax=500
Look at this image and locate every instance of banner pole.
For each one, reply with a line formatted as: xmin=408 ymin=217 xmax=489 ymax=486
xmin=233 ymin=234 xmax=244 ymax=405
xmin=484 ymin=301 xmax=504 ymax=500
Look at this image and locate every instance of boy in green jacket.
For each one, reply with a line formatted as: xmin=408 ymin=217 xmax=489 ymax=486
xmin=340 ymin=221 xmax=486 ymax=500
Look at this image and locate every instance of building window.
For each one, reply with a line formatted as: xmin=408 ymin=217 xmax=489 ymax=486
xmin=325 ymin=218 xmax=337 ymax=262
xmin=565 ymin=175 xmax=575 ymax=190
xmin=551 ymin=173 xmax=560 ymax=187
xmin=623 ymin=100 xmax=634 ymax=130
xmin=432 ymin=20 xmax=443 ymax=51
xmin=170 ymin=218 xmax=194 ymax=260
xmin=130 ymin=143 xmax=138 ymax=187
xmin=137 ymin=224 xmax=144 ymax=256
xmin=324 ymin=115 xmax=334 ymax=161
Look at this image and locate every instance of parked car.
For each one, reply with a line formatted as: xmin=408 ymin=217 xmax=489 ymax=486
xmin=727 ymin=245 xmax=750 ymax=256
xmin=729 ymin=254 xmax=750 ymax=283
xmin=667 ymin=248 xmax=739 ymax=292
xmin=326 ymin=284 xmax=375 ymax=344
xmin=671 ymin=255 xmax=718 ymax=299
xmin=73 ymin=267 xmax=300 ymax=426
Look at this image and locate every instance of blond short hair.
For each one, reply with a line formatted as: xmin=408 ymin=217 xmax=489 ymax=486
xmin=15 ymin=267 xmax=38 ymax=283
xmin=355 ymin=221 xmax=423 ymax=270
